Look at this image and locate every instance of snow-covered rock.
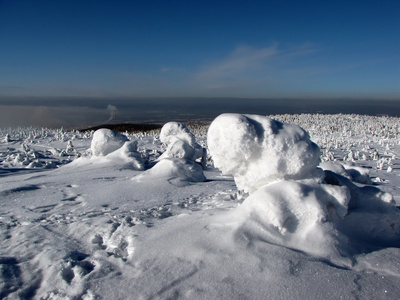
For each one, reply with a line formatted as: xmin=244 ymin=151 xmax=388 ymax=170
xmin=207 ymin=113 xmax=321 ymax=193
xmin=91 ymin=128 xmax=129 ymax=156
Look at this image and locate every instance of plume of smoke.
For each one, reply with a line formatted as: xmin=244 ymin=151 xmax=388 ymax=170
xmin=106 ymin=104 xmax=117 ymax=122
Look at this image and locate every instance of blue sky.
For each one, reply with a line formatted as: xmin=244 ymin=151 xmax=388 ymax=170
xmin=1 ymin=0 xmax=399 ymax=100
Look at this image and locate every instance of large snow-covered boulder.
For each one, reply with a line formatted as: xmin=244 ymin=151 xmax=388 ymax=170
xmin=159 ymin=122 xmax=206 ymax=167
xmin=207 ymin=114 xmax=321 ymax=193
xmin=91 ymin=128 xmax=129 ymax=156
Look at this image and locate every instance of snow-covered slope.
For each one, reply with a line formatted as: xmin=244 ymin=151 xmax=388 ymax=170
xmin=1 ymin=114 xmax=399 ymax=299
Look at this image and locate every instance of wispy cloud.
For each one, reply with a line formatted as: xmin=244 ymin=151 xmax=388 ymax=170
xmin=196 ymin=44 xmax=279 ymax=80
xmin=191 ymin=43 xmax=318 ymax=95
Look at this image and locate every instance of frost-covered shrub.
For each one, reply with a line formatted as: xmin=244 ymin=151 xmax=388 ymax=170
xmin=207 ymin=114 xmax=321 ymax=193
xmin=91 ymin=129 xmax=129 ymax=156
xmin=159 ymin=122 xmax=206 ymax=167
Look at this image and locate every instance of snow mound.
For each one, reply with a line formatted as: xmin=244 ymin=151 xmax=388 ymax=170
xmin=159 ymin=122 xmax=206 ymax=167
xmin=207 ymin=114 xmax=399 ymax=260
xmin=91 ymin=128 xmax=129 ymax=156
xmin=320 ymin=161 xmax=372 ymax=185
xmin=207 ymin=114 xmax=321 ymax=193
xmin=235 ymin=179 xmax=350 ymax=258
xmin=160 ymin=138 xmax=196 ymax=161
xmin=133 ymin=158 xmax=206 ymax=184
xmin=160 ymin=121 xmax=196 ymax=146
xmin=79 ymin=129 xmax=145 ymax=169
xmin=232 ymin=172 xmax=399 ymax=260
xmin=323 ymin=170 xmax=399 ymax=247
xmin=105 ymin=141 xmax=145 ymax=170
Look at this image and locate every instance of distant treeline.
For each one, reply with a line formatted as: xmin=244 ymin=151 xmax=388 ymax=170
xmin=80 ymin=123 xmax=163 ymax=134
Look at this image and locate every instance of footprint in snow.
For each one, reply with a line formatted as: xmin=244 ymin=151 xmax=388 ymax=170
xmin=61 ymin=251 xmax=95 ymax=285
xmin=92 ymin=220 xmax=136 ymax=260
xmin=61 ymin=184 xmax=84 ymax=202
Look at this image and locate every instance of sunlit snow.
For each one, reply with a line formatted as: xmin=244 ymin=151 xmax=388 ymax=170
xmin=1 ymin=114 xmax=400 ymax=299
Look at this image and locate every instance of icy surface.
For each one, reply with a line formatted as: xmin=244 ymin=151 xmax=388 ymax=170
xmin=1 ymin=114 xmax=400 ymax=299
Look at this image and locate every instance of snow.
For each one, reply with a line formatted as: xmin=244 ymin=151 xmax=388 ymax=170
xmin=320 ymin=161 xmax=373 ymax=185
xmin=159 ymin=122 xmax=206 ymax=167
xmin=207 ymin=113 xmax=321 ymax=193
xmin=91 ymin=128 xmax=129 ymax=156
xmin=103 ymin=140 xmax=145 ymax=170
xmin=133 ymin=158 xmax=206 ymax=184
xmin=1 ymin=113 xmax=400 ymax=299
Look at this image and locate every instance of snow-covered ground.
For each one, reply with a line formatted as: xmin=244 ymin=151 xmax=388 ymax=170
xmin=1 ymin=113 xmax=399 ymax=299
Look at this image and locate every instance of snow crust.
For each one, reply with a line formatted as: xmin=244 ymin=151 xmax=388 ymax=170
xmin=207 ymin=113 xmax=321 ymax=193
